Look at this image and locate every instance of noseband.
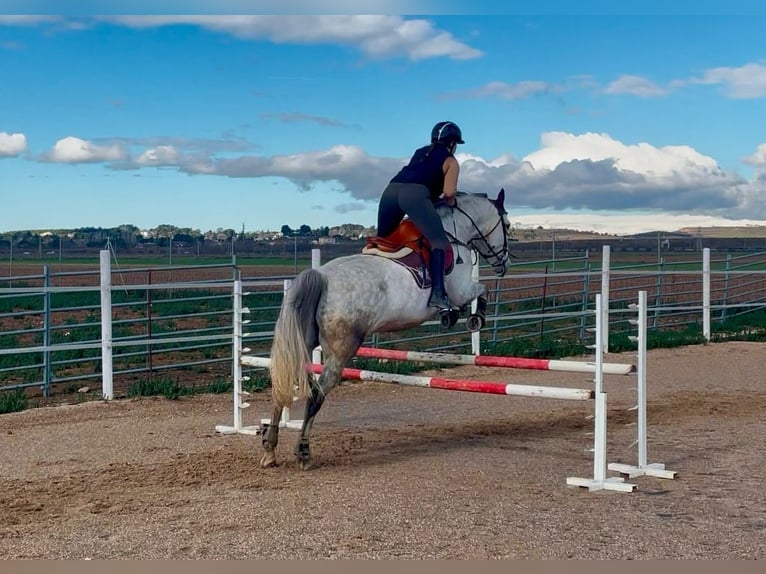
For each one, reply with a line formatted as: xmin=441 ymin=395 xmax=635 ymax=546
xmin=446 ymin=200 xmax=510 ymax=273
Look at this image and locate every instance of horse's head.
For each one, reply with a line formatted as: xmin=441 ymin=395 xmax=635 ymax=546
xmin=448 ymin=188 xmax=511 ymax=277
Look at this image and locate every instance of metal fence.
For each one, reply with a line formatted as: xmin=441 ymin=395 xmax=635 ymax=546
xmin=2 ymin=246 xmax=766 ymax=400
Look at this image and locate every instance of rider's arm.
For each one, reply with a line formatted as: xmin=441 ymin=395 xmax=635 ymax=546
xmin=442 ymin=156 xmax=459 ymax=206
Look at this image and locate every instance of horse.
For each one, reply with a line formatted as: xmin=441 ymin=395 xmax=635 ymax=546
xmin=260 ymin=188 xmax=511 ymax=469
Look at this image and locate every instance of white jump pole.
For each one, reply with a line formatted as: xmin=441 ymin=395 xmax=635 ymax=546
xmin=608 ymin=290 xmax=677 ymax=480
xmin=567 ymin=294 xmax=636 ymax=492
xmin=99 ymin=250 xmax=114 ymax=401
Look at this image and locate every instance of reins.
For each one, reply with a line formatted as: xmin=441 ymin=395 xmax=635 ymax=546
xmin=444 ymin=198 xmax=509 ymax=270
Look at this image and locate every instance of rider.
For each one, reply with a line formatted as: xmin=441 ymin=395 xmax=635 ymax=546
xmin=376 ymin=121 xmax=464 ymax=311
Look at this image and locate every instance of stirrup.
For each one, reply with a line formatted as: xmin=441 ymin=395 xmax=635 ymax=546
xmin=428 ymin=294 xmax=452 ymax=311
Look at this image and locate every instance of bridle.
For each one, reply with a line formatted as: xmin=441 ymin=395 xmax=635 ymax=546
xmin=445 ymin=199 xmax=510 ymax=274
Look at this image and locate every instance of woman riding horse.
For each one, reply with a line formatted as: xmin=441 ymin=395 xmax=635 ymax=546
xmin=376 ymin=121 xmax=465 ymax=311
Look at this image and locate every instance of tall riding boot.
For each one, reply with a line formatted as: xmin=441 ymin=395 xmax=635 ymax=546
xmin=428 ymin=248 xmax=451 ymax=310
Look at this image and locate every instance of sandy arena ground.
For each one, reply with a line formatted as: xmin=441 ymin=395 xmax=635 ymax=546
xmin=0 ymin=342 xmax=764 ymax=559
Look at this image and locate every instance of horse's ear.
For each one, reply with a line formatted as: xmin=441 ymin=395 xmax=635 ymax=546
xmin=497 ymin=188 xmax=506 ymax=204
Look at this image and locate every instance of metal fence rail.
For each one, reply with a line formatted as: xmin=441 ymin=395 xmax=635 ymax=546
xmin=2 ymin=246 xmax=766 ymax=401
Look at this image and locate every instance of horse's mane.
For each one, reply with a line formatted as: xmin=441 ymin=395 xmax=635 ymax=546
xmin=436 ymin=191 xmax=491 ymax=217
xmin=459 ymin=191 xmax=487 ymax=199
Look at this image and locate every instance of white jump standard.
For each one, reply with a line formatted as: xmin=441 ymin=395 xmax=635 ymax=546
xmin=607 ymin=290 xmax=677 ymax=480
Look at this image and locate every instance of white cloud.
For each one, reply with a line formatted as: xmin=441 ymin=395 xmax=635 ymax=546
xmin=442 ymin=80 xmax=554 ymax=100
xmin=743 ymin=143 xmax=766 ymax=167
xmin=523 ymin=132 xmax=720 ymax=177
xmin=182 ymin=144 xmax=404 ymax=199
xmin=335 ymin=202 xmax=367 ymax=214
xmin=44 ymin=136 xmax=126 ymax=163
xmin=165 ymin=134 xmax=764 ymax=220
xmin=509 ymin=132 xmax=757 ymax=217
xmin=96 ymin=15 xmax=483 ymax=61
xmin=689 ymin=63 xmax=766 ymax=99
xmin=511 ymin=212 xmax=766 ymax=235
xmin=31 ymin=131 xmax=766 ymax=227
xmin=0 ymin=16 xmax=62 ymax=26
xmin=259 ymin=112 xmax=348 ymax=127
xmin=1 ymin=15 xmax=481 ymax=61
xmin=0 ymin=132 xmax=27 ymax=157
xmin=136 ymin=145 xmax=182 ymax=166
xmin=603 ymin=74 xmax=668 ymax=97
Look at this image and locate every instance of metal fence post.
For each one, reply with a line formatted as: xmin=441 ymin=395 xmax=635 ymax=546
xmin=702 ymin=247 xmax=711 ymax=341
xmin=146 ymin=269 xmax=153 ymax=374
xmin=99 ymin=250 xmax=114 ymax=400
xmin=720 ymin=253 xmax=731 ymax=323
xmin=491 ymin=275 xmax=501 ymax=344
xmin=600 ymin=245 xmax=610 ymax=353
xmin=579 ymin=253 xmax=591 ymax=339
xmin=43 ymin=265 xmax=51 ymax=397
xmin=652 ymin=258 xmax=664 ymax=330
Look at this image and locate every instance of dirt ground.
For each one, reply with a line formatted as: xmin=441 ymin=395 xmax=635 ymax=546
xmin=0 ymin=341 xmax=764 ymax=559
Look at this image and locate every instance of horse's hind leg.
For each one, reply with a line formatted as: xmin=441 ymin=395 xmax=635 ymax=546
xmin=259 ymin=405 xmax=283 ymax=468
xmin=294 ymin=355 xmax=349 ymax=470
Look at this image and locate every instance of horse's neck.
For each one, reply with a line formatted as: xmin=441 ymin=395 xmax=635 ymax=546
xmin=440 ymin=199 xmax=486 ymax=244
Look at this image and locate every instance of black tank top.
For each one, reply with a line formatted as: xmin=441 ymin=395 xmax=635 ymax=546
xmin=390 ymin=144 xmax=451 ymax=200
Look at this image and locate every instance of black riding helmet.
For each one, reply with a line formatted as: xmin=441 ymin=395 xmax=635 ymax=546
xmin=431 ymin=121 xmax=465 ymax=145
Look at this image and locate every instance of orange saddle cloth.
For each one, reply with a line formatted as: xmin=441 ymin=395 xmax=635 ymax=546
xmin=362 ymin=220 xmax=454 ymax=288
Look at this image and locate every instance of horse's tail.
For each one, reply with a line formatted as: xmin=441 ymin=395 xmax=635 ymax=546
xmin=269 ymin=268 xmax=326 ymax=409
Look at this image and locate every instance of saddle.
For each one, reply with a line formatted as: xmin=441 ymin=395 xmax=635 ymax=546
xmin=362 ymin=219 xmax=454 ymax=288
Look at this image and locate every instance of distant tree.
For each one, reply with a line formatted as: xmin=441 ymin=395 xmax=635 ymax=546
xmin=298 ymin=224 xmax=312 ymax=236
xmin=155 ymin=224 xmax=178 ymax=242
xmin=280 ymin=224 xmax=293 ymax=236
xmin=172 ymin=233 xmax=195 ymax=244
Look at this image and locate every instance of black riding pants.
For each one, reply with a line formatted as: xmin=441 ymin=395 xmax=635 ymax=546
xmin=376 ymin=182 xmax=449 ymax=251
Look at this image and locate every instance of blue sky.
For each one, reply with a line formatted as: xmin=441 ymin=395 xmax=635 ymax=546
xmin=2 ymin=7 xmax=766 ymax=235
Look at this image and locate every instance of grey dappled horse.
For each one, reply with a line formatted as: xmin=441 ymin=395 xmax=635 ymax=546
xmin=261 ymin=189 xmax=511 ymax=469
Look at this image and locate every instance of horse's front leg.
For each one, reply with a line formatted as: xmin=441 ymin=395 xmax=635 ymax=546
xmin=259 ymin=405 xmax=283 ymax=468
xmin=465 ymin=282 xmax=488 ymax=333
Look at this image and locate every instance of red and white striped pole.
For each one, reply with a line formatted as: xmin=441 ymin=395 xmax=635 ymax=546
xmin=355 ymin=346 xmax=634 ymax=376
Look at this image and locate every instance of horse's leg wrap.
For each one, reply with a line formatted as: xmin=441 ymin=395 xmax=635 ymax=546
xmin=294 ymin=383 xmax=327 ymax=470
xmin=440 ymin=308 xmax=460 ymax=329
xmin=476 ymin=296 xmax=487 ymax=316
xmin=259 ymin=406 xmax=282 ymax=468
xmin=467 ymin=296 xmax=487 ymax=332
xmin=295 ymin=438 xmax=311 ymax=464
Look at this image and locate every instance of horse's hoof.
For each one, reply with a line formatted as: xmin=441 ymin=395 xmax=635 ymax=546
xmin=298 ymin=458 xmax=316 ymax=471
xmin=440 ymin=309 xmax=459 ymax=329
xmin=466 ymin=314 xmax=485 ymax=332
xmin=259 ymin=452 xmax=277 ymax=468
